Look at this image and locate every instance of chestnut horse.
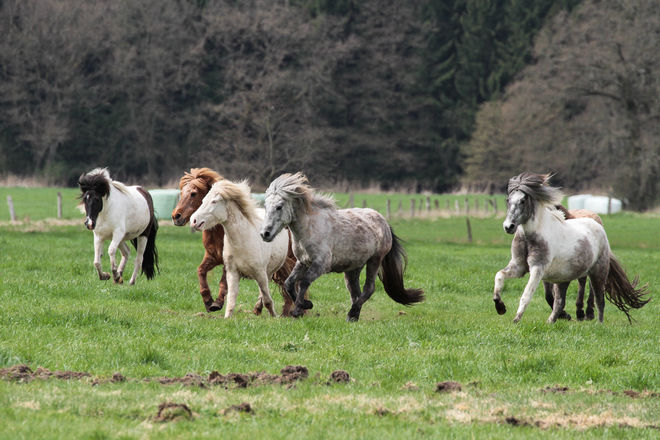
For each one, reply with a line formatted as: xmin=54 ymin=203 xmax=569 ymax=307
xmin=171 ymin=168 xmax=300 ymax=316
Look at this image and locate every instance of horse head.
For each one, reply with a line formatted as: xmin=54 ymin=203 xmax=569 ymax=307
xmin=260 ymin=172 xmax=310 ymax=242
xmin=78 ymin=168 xmax=111 ymax=230
xmin=503 ymin=173 xmax=563 ymax=234
xmin=190 ymin=180 xmax=256 ymax=231
xmin=172 ymin=168 xmax=223 ymax=226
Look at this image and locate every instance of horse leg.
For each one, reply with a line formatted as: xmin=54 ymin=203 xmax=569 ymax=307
xmin=128 ymin=236 xmax=147 ymax=285
xmin=513 ymin=266 xmax=544 ymax=323
xmin=585 ymin=283 xmax=596 ymax=321
xmin=211 ymin=265 xmax=229 ymax=312
xmin=117 ymin=242 xmax=130 ymax=280
xmin=224 ymin=269 xmax=240 ymax=318
xmin=254 ymin=274 xmax=277 ymax=317
xmin=344 ymin=268 xmax=363 ymax=322
xmin=108 ymin=233 xmax=125 ymax=284
xmin=197 ymin=253 xmax=219 ymax=313
xmin=544 ymin=282 xmax=571 ymax=320
xmin=493 ymin=261 xmax=526 ymax=315
xmin=575 ymin=276 xmax=588 ymax=321
xmin=347 ymin=257 xmax=380 ymax=322
xmin=284 ymin=261 xmax=308 ymax=304
xmin=291 ymin=261 xmax=326 ymax=318
xmin=547 ymin=282 xmax=570 ymax=324
xmin=93 ymin=234 xmax=110 ymax=281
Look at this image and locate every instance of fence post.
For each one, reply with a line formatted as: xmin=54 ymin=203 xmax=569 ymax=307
xmin=475 ymin=198 xmax=479 ymax=213
xmin=454 ymin=199 xmax=460 ymax=215
xmin=7 ymin=195 xmax=16 ymax=221
xmin=426 ymin=196 xmax=431 ymax=214
xmin=398 ymin=199 xmax=402 ymax=216
xmin=349 ymin=194 xmax=354 ymax=208
xmin=466 ymin=217 xmax=473 ymax=243
xmin=410 ymin=199 xmax=415 ymax=217
xmin=386 ymin=199 xmax=391 ymax=219
xmin=434 ymin=199 xmax=439 ymax=210
xmin=362 ymin=200 xmax=367 ymax=208
xmin=57 ymin=192 xmax=62 ymax=219
xmin=464 ymin=198 xmax=469 ymax=215
xmin=493 ymin=198 xmax=498 ymax=215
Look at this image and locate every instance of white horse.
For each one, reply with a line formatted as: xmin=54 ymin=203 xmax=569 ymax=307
xmin=259 ymin=172 xmax=424 ymax=321
xmin=190 ymin=180 xmax=290 ymax=318
xmin=493 ymin=173 xmax=649 ymax=324
xmin=78 ymin=168 xmax=159 ymax=285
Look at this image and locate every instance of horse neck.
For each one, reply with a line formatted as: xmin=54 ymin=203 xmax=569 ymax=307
xmin=520 ymin=203 xmax=552 ymax=236
xmin=286 ymin=205 xmax=315 ymax=245
xmin=221 ymin=202 xmax=258 ymax=248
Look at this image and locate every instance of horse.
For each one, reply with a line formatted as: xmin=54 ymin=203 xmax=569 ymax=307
xmin=259 ymin=172 xmax=425 ymax=321
xmin=493 ymin=173 xmax=650 ymax=324
xmin=77 ymin=168 xmax=159 ymax=285
xmin=543 ymin=205 xmax=604 ymax=321
xmin=189 ymin=180 xmax=291 ymax=318
xmin=171 ymin=168 xmax=301 ymax=316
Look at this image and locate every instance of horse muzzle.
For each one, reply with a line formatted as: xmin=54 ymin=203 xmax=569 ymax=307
xmin=260 ymin=228 xmax=274 ymax=242
xmin=85 ymin=219 xmax=95 ymax=230
xmin=503 ymin=221 xmax=516 ymax=235
xmin=172 ymin=212 xmax=188 ymax=227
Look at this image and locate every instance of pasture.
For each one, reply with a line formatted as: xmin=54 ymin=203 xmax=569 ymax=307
xmin=1 ymin=188 xmax=660 ymax=439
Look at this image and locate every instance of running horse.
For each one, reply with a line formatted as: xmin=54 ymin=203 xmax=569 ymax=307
xmin=493 ymin=173 xmax=650 ymax=323
xmin=171 ymin=168 xmax=301 ymax=316
xmin=260 ymin=172 xmax=425 ymax=321
xmin=78 ymin=168 xmax=159 ymax=285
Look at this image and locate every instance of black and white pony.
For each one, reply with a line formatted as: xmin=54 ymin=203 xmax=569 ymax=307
xmin=78 ymin=168 xmax=159 ymax=285
xmin=493 ymin=173 xmax=649 ymax=324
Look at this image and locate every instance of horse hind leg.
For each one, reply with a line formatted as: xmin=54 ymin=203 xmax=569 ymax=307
xmin=547 ymin=282 xmax=570 ymax=324
xmin=347 ymin=257 xmax=380 ymax=322
xmin=575 ymin=276 xmax=588 ymax=321
xmin=128 ymin=236 xmax=147 ymax=285
xmin=210 ymin=265 xmax=228 ymax=312
xmin=254 ymin=274 xmax=276 ymax=317
xmin=117 ymin=242 xmax=131 ymax=280
xmin=344 ymin=268 xmax=363 ymax=322
xmin=544 ymin=282 xmax=571 ymax=321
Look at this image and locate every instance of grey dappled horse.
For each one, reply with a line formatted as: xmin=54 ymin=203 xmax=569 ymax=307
xmin=493 ymin=173 xmax=649 ymax=324
xmin=260 ymin=172 xmax=424 ymax=321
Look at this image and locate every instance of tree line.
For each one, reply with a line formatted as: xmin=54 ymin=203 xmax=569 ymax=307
xmin=2 ymin=0 xmax=580 ymax=192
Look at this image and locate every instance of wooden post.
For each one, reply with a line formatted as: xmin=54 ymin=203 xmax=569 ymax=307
xmin=484 ymin=198 xmax=489 ymax=213
xmin=454 ymin=199 xmax=459 ymax=215
xmin=466 ymin=217 xmax=473 ymax=243
xmin=398 ymin=199 xmax=402 ymax=216
xmin=434 ymin=199 xmax=439 ymax=210
xmin=445 ymin=199 xmax=450 ymax=210
xmin=386 ymin=199 xmax=391 ymax=219
xmin=493 ymin=198 xmax=498 ymax=215
xmin=475 ymin=198 xmax=479 ymax=213
xmin=7 ymin=195 xmax=16 ymax=221
xmin=607 ymin=197 xmax=612 ymax=215
xmin=349 ymin=194 xmax=354 ymax=208
xmin=362 ymin=200 xmax=367 ymax=208
xmin=57 ymin=192 xmax=62 ymax=219
xmin=464 ymin=197 xmax=469 ymax=215
xmin=410 ymin=199 xmax=415 ymax=217
xmin=426 ymin=196 xmax=431 ymax=213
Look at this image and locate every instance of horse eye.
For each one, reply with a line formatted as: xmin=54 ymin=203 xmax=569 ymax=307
xmin=191 ymin=192 xmax=197 ymax=197
xmin=276 ymin=205 xmax=282 ymax=211
xmin=520 ymin=199 xmax=526 ymax=205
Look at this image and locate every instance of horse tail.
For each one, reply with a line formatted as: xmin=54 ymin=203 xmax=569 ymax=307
xmin=140 ymin=215 xmax=160 ymax=280
xmin=378 ymin=227 xmax=425 ymax=306
xmin=605 ymin=254 xmax=650 ymax=323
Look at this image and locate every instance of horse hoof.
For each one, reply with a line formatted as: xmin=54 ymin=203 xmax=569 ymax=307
xmin=346 ymin=315 xmax=359 ymax=322
xmin=585 ymin=313 xmax=595 ymax=321
xmin=113 ymin=277 xmax=123 ymax=285
xmin=576 ymin=310 xmax=585 ymax=321
xmin=253 ymin=307 xmax=263 ymax=316
xmin=558 ymin=312 xmax=571 ymax=321
xmin=494 ymin=299 xmax=506 ymax=315
xmin=209 ymin=301 xmax=224 ymax=312
xmin=300 ymin=300 xmax=313 ymax=310
xmin=291 ymin=308 xmax=305 ymax=318
xmin=100 ymin=273 xmax=111 ymax=281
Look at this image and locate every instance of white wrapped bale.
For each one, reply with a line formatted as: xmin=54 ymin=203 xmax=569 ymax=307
xmin=567 ymin=194 xmax=593 ymax=210
xmin=148 ymin=189 xmax=181 ymax=220
xmin=583 ymin=196 xmax=622 ymax=214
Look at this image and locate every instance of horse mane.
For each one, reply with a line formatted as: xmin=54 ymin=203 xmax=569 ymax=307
xmin=210 ymin=180 xmax=258 ymax=224
xmin=508 ymin=173 xmax=564 ymax=207
xmin=267 ymin=172 xmax=337 ymax=213
xmin=180 ymin=167 xmax=224 ymax=191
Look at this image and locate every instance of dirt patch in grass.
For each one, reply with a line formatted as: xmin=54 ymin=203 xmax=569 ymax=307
xmin=330 ymin=370 xmax=350 ymax=383
xmin=0 ymin=364 xmax=90 ymax=382
xmin=221 ymin=402 xmax=254 ymax=415
xmin=541 ymin=386 xmax=570 ymax=394
xmin=436 ymin=381 xmax=462 ymax=393
xmin=145 ymin=365 xmax=309 ymax=389
xmin=154 ymin=402 xmax=194 ymax=422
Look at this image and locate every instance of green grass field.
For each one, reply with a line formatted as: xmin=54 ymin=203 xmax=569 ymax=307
xmin=1 ymin=188 xmax=660 ymax=439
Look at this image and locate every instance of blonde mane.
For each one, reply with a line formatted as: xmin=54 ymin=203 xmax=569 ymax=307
xmin=180 ymin=167 xmax=224 ymax=191
xmin=210 ymin=180 xmax=258 ymax=225
xmin=267 ymin=172 xmax=337 ymax=213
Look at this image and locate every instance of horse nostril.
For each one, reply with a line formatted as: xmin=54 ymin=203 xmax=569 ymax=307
xmin=173 ymin=213 xmax=181 ymax=220
xmin=263 ymin=231 xmax=270 ymax=238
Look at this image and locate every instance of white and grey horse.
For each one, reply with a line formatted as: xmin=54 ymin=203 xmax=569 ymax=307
xmin=493 ymin=173 xmax=649 ymax=324
xmin=78 ymin=168 xmax=159 ymax=285
xmin=190 ymin=180 xmax=290 ymax=318
xmin=259 ymin=172 xmax=424 ymax=321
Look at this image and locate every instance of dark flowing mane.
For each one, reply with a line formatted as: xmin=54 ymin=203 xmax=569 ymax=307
xmin=267 ymin=172 xmax=337 ymax=213
xmin=508 ymin=173 xmax=564 ymax=207
xmin=78 ymin=168 xmax=111 ymax=198
xmin=179 ymin=168 xmax=224 ymax=191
